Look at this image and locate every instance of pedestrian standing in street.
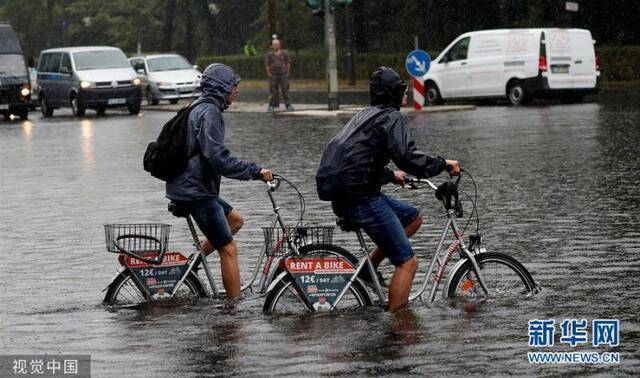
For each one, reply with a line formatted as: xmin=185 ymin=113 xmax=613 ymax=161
xmin=265 ymin=38 xmax=294 ymax=112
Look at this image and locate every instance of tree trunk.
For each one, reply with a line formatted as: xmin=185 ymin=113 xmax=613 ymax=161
xmin=161 ymin=0 xmax=177 ymax=51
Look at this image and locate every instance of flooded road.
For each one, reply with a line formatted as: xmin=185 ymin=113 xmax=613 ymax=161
xmin=1 ymin=95 xmax=639 ymax=376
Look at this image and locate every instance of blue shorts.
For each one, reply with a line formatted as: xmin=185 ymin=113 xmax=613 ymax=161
xmin=333 ymin=194 xmax=419 ymax=266
xmin=174 ymin=197 xmax=234 ymax=249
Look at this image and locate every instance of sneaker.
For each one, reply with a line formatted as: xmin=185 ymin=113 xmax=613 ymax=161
xmin=359 ymin=269 xmax=388 ymax=289
xmin=267 ymin=105 xmax=274 ymax=113
xmin=286 ymin=104 xmax=295 ymax=111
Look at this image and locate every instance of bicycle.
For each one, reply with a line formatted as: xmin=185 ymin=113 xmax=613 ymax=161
xmin=102 ymin=175 xmax=336 ymax=307
xmin=263 ymin=170 xmax=540 ymax=314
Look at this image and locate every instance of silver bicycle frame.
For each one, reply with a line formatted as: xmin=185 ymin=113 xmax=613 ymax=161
xmin=330 ymin=177 xmax=491 ymax=309
xmin=172 ymin=179 xmax=297 ymax=298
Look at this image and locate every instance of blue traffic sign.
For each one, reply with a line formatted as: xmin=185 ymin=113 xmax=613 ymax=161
xmin=405 ymin=49 xmax=431 ymax=77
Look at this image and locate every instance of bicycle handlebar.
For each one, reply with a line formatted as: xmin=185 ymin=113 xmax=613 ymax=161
xmin=405 ymin=170 xmax=465 ymax=217
xmin=266 ymin=174 xmax=283 ymax=191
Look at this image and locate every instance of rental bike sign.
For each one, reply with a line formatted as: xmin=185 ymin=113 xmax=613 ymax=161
xmin=125 ymin=251 xmax=189 ymax=298
xmin=285 ymin=256 xmax=355 ymax=310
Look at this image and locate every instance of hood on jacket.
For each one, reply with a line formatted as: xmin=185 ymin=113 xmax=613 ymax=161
xmin=200 ymin=63 xmax=241 ymax=109
xmin=369 ymin=67 xmax=407 ymax=110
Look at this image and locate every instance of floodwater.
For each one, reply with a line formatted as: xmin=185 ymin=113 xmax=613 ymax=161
xmin=1 ymin=93 xmax=639 ymax=376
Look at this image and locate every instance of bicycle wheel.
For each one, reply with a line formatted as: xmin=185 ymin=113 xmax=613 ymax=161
xmin=103 ymin=269 xmax=207 ymax=306
xmin=263 ymin=245 xmax=372 ymax=314
xmin=447 ymin=252 xmax=537 ymax=300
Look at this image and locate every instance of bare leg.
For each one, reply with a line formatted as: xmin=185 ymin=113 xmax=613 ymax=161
xmin=200 ymin=209 xmax=245 ymax=256
xmin=217 ymin=240 xmax=241 ymax=299
xmin=369 ymin=212 xmax=423 ymax=267
xmin=388 ymin=256 xmax=418 ymax=312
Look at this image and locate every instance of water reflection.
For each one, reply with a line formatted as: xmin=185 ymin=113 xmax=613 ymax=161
xmin=80 ymin=119 xmax=94 ymax=174
xmin=21 ymin=120 xmax=33 ymax=159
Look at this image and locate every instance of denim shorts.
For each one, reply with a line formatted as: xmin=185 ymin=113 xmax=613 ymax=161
xmin=333 ymin=194 xmax=419 ymax=266
xmin=174 ymin=196 xmax=234 ymax=249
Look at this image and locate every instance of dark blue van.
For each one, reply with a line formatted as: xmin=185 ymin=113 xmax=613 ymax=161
xmin=0 ymin=23 xmax=31 ymax=121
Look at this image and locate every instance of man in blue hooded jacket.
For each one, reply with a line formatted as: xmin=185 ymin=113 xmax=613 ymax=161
xmin=316 ymin=67 xmax=460 ymax=311
xmin=167 ymin=63 xmax=272 ymax=299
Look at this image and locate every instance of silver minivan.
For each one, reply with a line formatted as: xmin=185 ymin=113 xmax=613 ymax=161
xmin=37 ymin=46 xmax=142 ymax=117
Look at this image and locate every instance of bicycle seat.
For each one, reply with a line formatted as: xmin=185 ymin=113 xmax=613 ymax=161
xmin=336 ymin=217 xmax=360 ymax=232
xmin=168 ymin=202 xmax=190 ymax=218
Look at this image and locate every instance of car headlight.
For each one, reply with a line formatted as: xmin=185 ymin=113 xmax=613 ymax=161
xmin=20 ymin=87 xmax=30 ymax=97
xmin=80 ymin=81 xmax=92 ymax=89
xmin=132 ymin=78 xmax=141 ymax=86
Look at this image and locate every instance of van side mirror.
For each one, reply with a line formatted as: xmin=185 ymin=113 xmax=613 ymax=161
xmin=137 ymin=68 xmax=146 ymax=75
xmin=193 ymin=65 xmax=200 ymax=71
xmin=60 ymin=66 xmax=71 ymax=74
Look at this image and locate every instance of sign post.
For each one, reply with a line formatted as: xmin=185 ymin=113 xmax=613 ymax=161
xmin=405 ymin=49 xmax=431 ymax=110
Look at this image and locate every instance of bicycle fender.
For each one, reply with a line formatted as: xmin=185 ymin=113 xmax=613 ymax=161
xmin=263 ymin=255 xmax=287 ymax=291
xmin=265 ymin=271 xmax=289 ymax=294
xmin=441 ymin=257 xmax=471 ymax=299
xmin=101 ymin=268 xmax=127 ymax=293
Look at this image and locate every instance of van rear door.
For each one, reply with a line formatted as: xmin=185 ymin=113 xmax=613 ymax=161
xmin=545 ymin=29 xmax=597 ymax=90
xmin=568 ymin=30 xmax=597 ymax=89
xmin=545 ymin=30 xmax=573 ymax=89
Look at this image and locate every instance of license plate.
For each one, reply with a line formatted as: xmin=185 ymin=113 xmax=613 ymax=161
xmin=0 ymin=104 xmax=8 ymax=110
xmin=552 ymin=66 xmax=570 ymax=74
xmin=107 ymin=98 xmax=126 ymax=105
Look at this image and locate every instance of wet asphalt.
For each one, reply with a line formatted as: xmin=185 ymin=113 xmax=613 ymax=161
xmin=1 ymin=92 xmax=639 ymax=376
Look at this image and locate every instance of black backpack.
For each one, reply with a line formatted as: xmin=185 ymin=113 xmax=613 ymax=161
xmin=143 ymin=100 xmax=211 ymax=181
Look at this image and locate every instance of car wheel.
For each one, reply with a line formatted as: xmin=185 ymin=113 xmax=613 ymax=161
xmin=96 ymin=107 xmax=106 ymax=116
xmin=169 ymin=99 xmax=179 ymax=105
xmin=2 ymin=111 xmax=10 ymax=121
xmin=18 ymin=108 xmax=29 ymax=120
xmin=40 ymin=96 xmax=54 ymax=117
xmin=71 ymin=95 xmax=85 ymax=116
xmin=507 ymin=81 xmax=529 ymax=106
xmin=425 ymin=81 xmax=443 ymax=106
xmin=146 ymin=87 xmax=158 ymax=105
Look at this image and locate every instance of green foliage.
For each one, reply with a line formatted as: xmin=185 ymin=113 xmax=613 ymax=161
xmin=198 ymin=47 xmax=637 ymax=83
xmin=597 ymin=46 xmax=640 ymax=81
xmin=196 ymin=50 xmax=439 ymax=80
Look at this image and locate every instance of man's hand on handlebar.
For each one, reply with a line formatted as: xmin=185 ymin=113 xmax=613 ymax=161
xmin=445 ymin=160 xmax=461 ymax=177
xmin=260 ymin=168 xmax=273 ymax=182
xmin=393 ymin=170 xmax=407 ymax=186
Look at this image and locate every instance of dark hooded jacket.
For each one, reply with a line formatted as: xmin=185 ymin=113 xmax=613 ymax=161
xmin=315 ymin=67 xmax=446 ymax=203
xmin=166 ymin=63 xmax=261 ymax=201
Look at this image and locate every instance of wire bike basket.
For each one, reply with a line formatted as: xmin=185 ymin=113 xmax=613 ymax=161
xmin=104 ymin=223 xmax=171 ymax=264
xmin=262 ymin=226 xmax=334 ymax=257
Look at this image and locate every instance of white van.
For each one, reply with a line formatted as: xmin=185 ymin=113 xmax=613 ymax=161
xmin=422 ymin=28 xmax=600 ymax=106
xmin=37 ymin=46 xmax=142 ymax=117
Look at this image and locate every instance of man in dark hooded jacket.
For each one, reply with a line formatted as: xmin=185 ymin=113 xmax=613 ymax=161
xmin=167 ymin=63 xmax=272 ymax=300
xmin=316 ymin=67 xmax=460 ymax=311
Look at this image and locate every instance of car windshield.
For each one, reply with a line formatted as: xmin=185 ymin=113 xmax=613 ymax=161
xmin=147 ymin=56 xmax=192 ymax=72
xmin=0 ymin=54 xmax=27 ymax=76
xmin=73 ymin=50 xmax=131 ymax=71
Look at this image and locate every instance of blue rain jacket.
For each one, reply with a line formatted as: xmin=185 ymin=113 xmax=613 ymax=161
xmin=166 ymin=64 xmax=261 ymax=201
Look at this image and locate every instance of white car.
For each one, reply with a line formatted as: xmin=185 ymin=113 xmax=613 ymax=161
xmin=129 ymin=54 xmax=201 ymax=105
xmin=422 ymin=28 xmax=600 ymax=106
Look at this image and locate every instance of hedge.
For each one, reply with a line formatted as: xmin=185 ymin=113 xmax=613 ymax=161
xmin=596 ymin=46 xmax=640 ymax=81
xmin=196 ymin=51 xmax=439 ymax=81
xmin=196 ymin=46 xmax=639 ymax=82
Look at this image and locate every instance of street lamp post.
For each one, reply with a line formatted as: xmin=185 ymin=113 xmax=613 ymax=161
xmin=324 ymin=0 xmax=339 ymax=110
